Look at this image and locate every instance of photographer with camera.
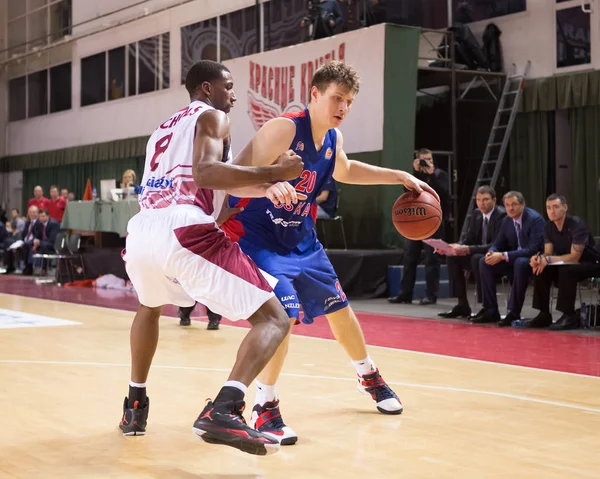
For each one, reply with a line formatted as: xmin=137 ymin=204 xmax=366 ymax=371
xmin=301 ymin=0 xmax=344 ymax=41
xmin=389 ymin=149 xmax=452 ymax=305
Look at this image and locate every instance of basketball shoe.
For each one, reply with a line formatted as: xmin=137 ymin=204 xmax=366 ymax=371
xmin=250 ymin=400 xmax=298 ymax=445
xmin=119 ymin=397 xmax=150 ymax=436
xmin=357 ymin=369 xmax=403 ymax=414
xmin=193 ymin=399 xmax=280 ymax=456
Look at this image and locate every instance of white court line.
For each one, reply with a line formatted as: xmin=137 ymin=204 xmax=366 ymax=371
xmin=1 ymin=359 xmax=599 ymax=414
xmin=1 ymin=292 xmax=600 ymax=380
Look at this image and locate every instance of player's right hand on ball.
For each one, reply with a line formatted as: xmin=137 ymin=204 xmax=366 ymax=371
xmin=273 ymin=150 xmax=304 ymax=180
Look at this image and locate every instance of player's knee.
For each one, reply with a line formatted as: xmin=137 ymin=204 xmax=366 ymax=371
xmin=272 ymin=309 xmax=291 ymax=338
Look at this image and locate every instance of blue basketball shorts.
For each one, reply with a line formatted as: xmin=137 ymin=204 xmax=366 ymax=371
xmin=238 ymin=239 xmax=349 ymax=324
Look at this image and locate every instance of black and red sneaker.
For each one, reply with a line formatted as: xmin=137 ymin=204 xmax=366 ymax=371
xmin=357 ymin=369 xmax=403 ymax=415
xmin=192 ymin=400 xmax=280 ymax=456
xmin=119 ymin=396 xmax=149 ymax=436
xmin=250 ymin=400 xmax=298 ymax=445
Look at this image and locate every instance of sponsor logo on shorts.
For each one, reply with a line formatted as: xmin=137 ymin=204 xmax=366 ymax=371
xmin=284 ymin=303 xmax=300 ymax=310
xmin=281 ymin=295 xmax=296 ymax=302
xmin=324 ymin=294 xmax=343 ymax=311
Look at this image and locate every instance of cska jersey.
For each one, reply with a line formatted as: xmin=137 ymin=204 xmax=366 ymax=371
xmin=224 ymin=108 xmax=337 ymax=255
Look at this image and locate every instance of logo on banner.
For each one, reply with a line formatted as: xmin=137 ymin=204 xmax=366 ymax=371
xmin=247 ymin=43 xmax=346 ymax=131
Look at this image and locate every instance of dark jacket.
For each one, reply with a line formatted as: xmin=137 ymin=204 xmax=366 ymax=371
xmin=489 ymin=207 xmax=545 ymax=261
xmin=462 ymin=205 xmax=506 ymax=255
xmin=33 ymin=218 xmax=60 ymax=252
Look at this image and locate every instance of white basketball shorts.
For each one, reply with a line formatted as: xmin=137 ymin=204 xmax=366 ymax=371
xmin=123 ymin=205 xmax=277 ymax=320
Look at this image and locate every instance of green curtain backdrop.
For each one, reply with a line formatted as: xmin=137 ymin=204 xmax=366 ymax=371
xmin=569 ymin=106 xmax=600 ymax=236
xmin=508 ymin=111 xmax=551 ymax=214
xmin=382 ymin=24 xmax=420 ymax=248
xmin=22 ymin=157 xmax=145 ymax=214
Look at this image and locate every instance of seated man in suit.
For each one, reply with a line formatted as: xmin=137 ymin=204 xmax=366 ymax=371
xmin=527 ymin=194 xmax=600 ymax=330
xmin=31 ymin=209 xmax=61 ymax=273
xmin=438 ymin=186 xmax=506 ymax=318
xmin=474 ymin=191 xmax=544 ymax=326
xmin=2 ymin=205 xmax=39 ymax=275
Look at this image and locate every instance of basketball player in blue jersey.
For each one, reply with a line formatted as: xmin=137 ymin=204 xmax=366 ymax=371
xmin=222 ymin=61 xmax=439 ymax=445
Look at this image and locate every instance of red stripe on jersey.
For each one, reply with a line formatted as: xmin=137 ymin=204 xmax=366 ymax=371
xmin=281 ymin=110 xmax=306 ymax=120
xmin=174 ymin=222 xmax=272 ymax=293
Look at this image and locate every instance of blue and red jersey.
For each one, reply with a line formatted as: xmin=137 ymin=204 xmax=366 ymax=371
xmin=223 ymin=108 xmax=337 ymax=255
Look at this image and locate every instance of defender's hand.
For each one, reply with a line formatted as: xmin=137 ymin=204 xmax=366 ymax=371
xmin=272 ymin=150 xmax=304 ymax=181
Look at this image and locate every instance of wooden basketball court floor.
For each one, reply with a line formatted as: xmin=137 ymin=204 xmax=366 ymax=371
xmin=1 ymin=287 xmax=600 ymax=478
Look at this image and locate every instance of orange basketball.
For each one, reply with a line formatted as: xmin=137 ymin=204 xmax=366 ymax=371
xmin=392 ymin=190 xmax=442 ymax=240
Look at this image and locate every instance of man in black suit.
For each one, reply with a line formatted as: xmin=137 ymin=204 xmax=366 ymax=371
xmin=438 ymin=186 xmax=506 ymax=318
xmin=527 ymin=194 xmax=600 ymax=330
xmin=32 ymin=208 xmax=60 ymax=256
xmin=474 ymin=191 xmax=544 ymax=326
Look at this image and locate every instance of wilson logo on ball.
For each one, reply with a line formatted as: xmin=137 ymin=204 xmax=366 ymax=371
xmin=395 ymin=206 xmax=427 ymax=217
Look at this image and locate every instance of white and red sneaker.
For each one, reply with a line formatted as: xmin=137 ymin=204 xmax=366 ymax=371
xmin=250 ymin=400 xmax=298 ymax=445
xmin=357 ymin=369 xmax=403 ymax=415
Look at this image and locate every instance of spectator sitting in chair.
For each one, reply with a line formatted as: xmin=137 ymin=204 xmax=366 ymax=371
xmin=437 ymin=185 xmax=506 ymax=319
xmin=473 ymin=191 xmax=544 ymax=326
xmin=2 ymin=205 xmax=39 ymax=275
xmin=31 ymin=209 xmax=60 ymax=274
xmin=316 ymin=178 xmax=338 ymax=219
xmin=526 ymin=194 xmax=600 ymax=330
xmin=9 ymin=208 xmax=26 ymax=239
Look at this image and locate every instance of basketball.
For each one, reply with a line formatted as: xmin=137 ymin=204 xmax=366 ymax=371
xmin=392 ymin=190 xmax=442 ymax=240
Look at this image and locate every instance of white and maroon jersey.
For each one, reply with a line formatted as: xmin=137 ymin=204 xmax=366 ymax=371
xmin=138 ymin=100 xmax=232 ymax=216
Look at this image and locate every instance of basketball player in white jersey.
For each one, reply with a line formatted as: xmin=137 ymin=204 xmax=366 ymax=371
xmin=119 ymin=60 xmax=305 ymax=456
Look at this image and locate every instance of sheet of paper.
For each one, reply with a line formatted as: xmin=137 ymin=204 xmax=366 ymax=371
xmin=423 ymin=239 xmax=451 ymax=251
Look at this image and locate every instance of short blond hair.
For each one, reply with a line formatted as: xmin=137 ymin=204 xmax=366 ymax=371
xmin=311 ymin=61 xmax=360 ymax=97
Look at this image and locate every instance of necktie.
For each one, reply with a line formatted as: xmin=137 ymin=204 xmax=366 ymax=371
xmin=482 ymin=217 xmax=489 ymax=244
xmin=515 ymin=221 xmax=522 ymax=249
xmin=43 ymin=223 xmax=47 ymax=240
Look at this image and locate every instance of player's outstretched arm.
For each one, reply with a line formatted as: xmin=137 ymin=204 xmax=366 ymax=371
xmin=232 ymin=118 xmax=297 ymax=168
xmin=332 ymin=129 xmax=440 ymax=202
xmin=193 ymin=110 xmax=302 ymax=190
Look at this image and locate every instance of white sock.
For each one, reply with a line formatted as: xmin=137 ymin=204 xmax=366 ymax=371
xmin=129 ymin=380 xmax=146 ymax=388
xmin=352 ymin=356 xmax=377 ymax=376
xmin=224 ymin=380 xmax=247 ymax=395
xmin=255 ymin=380 xmax=278 ymax=405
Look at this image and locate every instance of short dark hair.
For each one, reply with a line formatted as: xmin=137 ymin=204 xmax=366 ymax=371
xmin=50 ymin=185 xmax=58 ymax=191
xmin=311 ymin=61 xmax=360 ymax=97
xmin=416 ymin=148 xmax=432 ymax=157
xmin=39 ymin=208 xmax=49 ymax=215
xmin=546 ymin=193 xmax=567 ymax=205
xmin=12 ymin=208 xmax=19 ymax=214
xmin=185 ymin=60 xmax=230 ymax=97
xmin=477 ymin=185 xmax=496 ymax=199
xmin=503 ymin=191 xmax=525 ymax=204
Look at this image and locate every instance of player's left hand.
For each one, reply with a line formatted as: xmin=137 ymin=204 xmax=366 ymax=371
xmin=266 ymin=182 xmax=308 ymax=206
xmin=215 ymin=194 xmax=244 ymax=226
xmin=401 ymin=172 xmax=441 ymax=203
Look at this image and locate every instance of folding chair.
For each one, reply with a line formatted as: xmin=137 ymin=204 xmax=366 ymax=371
xmin=318 ymin=189 xmax=348 ymax=250
xmin=32 ymin=231 xmax=74 ymax=285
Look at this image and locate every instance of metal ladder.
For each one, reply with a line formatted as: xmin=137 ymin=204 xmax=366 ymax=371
xmin=459 ymin=61 xmax=531 ymax=241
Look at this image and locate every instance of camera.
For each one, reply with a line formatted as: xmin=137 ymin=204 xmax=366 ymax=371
xmin=306 ymin=0 xmax=321 ymax=19
xmin=419 ymin=159 xmax=429 ymax=167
